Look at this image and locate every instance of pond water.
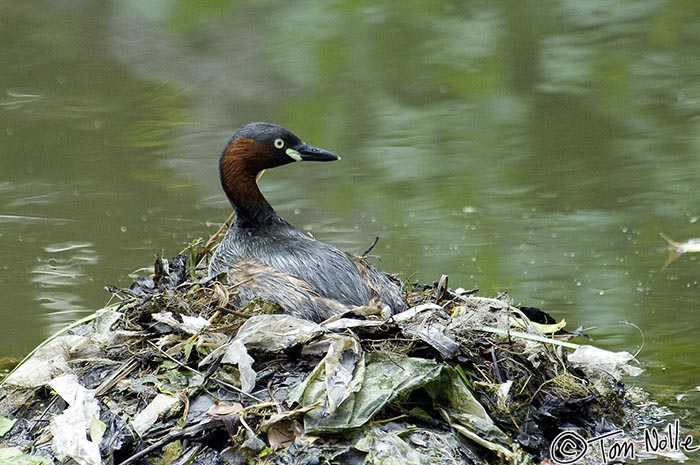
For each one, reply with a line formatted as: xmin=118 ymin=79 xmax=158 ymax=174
xmin=2 ymin=0 xmax=700 ymax=447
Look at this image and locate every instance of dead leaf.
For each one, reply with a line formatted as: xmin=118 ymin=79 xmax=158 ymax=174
xmin=267 ymin=420 xmax=295 ymax=449
xmin=207 ymin=401 xmax=244 ymax=417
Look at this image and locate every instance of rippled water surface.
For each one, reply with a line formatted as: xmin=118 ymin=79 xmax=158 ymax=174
xmin=3 ymin=0 xmax=700 ymax=442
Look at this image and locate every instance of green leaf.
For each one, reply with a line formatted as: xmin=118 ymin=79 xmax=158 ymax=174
xmin=0 ymin=447 xmax=53 ymax=465
xmin=0 ymin=416 xmax=15 ymax=437
xmin=292 ymin=351 xmax=442 ymax=434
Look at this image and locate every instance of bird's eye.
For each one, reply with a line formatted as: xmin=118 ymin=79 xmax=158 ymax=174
xmin=273 ymin=138 xmax=284 ymax=149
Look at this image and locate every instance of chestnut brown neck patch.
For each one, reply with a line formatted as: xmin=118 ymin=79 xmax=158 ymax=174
xmin=219 ymin=138 xmax=276 ymax=226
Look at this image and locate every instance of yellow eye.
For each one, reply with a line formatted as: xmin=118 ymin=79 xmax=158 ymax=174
xmin=273 ymin=138 xmax=284 ymax=149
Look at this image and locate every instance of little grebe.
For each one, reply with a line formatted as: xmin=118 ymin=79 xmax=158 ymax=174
xmin=209 ymin=122 xmax=404 ymax=321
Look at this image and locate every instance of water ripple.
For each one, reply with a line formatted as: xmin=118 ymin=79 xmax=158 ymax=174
xmin=0 ymin=90 xmax=43 ymax=110
xmin=30 ymin=244 xmax=99 ymax=314
xmin=43 ymin=242 xmax=94 ymax=254
xmin=0 ymin=214 xmax=72 ymax=224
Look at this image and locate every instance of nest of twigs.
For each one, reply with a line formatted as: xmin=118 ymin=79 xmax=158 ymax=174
xmin=0 ymin=240 xmax=659 ymax=465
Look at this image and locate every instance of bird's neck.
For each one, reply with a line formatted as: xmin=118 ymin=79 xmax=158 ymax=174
xmin=220 ymin=145 xmax=277 ymax=229
xmin=229 ymin=184 xmax=277 ymax=229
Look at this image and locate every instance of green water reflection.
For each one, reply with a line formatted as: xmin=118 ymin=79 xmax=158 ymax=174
xmin=2 ymin=0 xmax=700 ymax=439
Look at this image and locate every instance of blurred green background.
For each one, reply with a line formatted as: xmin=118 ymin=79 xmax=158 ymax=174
xmin=2 ymin=0 xmax=700 ymax=438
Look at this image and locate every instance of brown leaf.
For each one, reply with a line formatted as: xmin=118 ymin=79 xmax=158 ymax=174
xmin=207 ymin=401 xmax=244 ymax=417
xmin=267 ymin=420 xmax=295 ymax=449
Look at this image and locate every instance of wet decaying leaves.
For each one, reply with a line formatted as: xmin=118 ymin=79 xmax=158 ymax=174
xmin=0 ymin=241 xmax=663 ymax=465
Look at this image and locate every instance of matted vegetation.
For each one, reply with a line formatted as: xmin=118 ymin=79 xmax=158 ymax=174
xmin=0 ymin=240 xmax=660 ymax=465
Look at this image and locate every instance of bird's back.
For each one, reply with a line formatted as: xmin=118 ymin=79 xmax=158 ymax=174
xmin=210 ymin=218 xmax=378 ymax=309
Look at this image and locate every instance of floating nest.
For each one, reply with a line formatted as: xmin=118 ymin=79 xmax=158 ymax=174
xmin=0 ymin=240 xmax=664 ymax=465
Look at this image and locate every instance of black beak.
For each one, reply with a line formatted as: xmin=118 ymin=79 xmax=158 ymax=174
xmin=289 ymin=142 xmax=340 ymax=162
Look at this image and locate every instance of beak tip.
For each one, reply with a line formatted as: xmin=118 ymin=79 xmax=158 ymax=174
xmin=297 ymin=143 xmax=340 ymax=162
